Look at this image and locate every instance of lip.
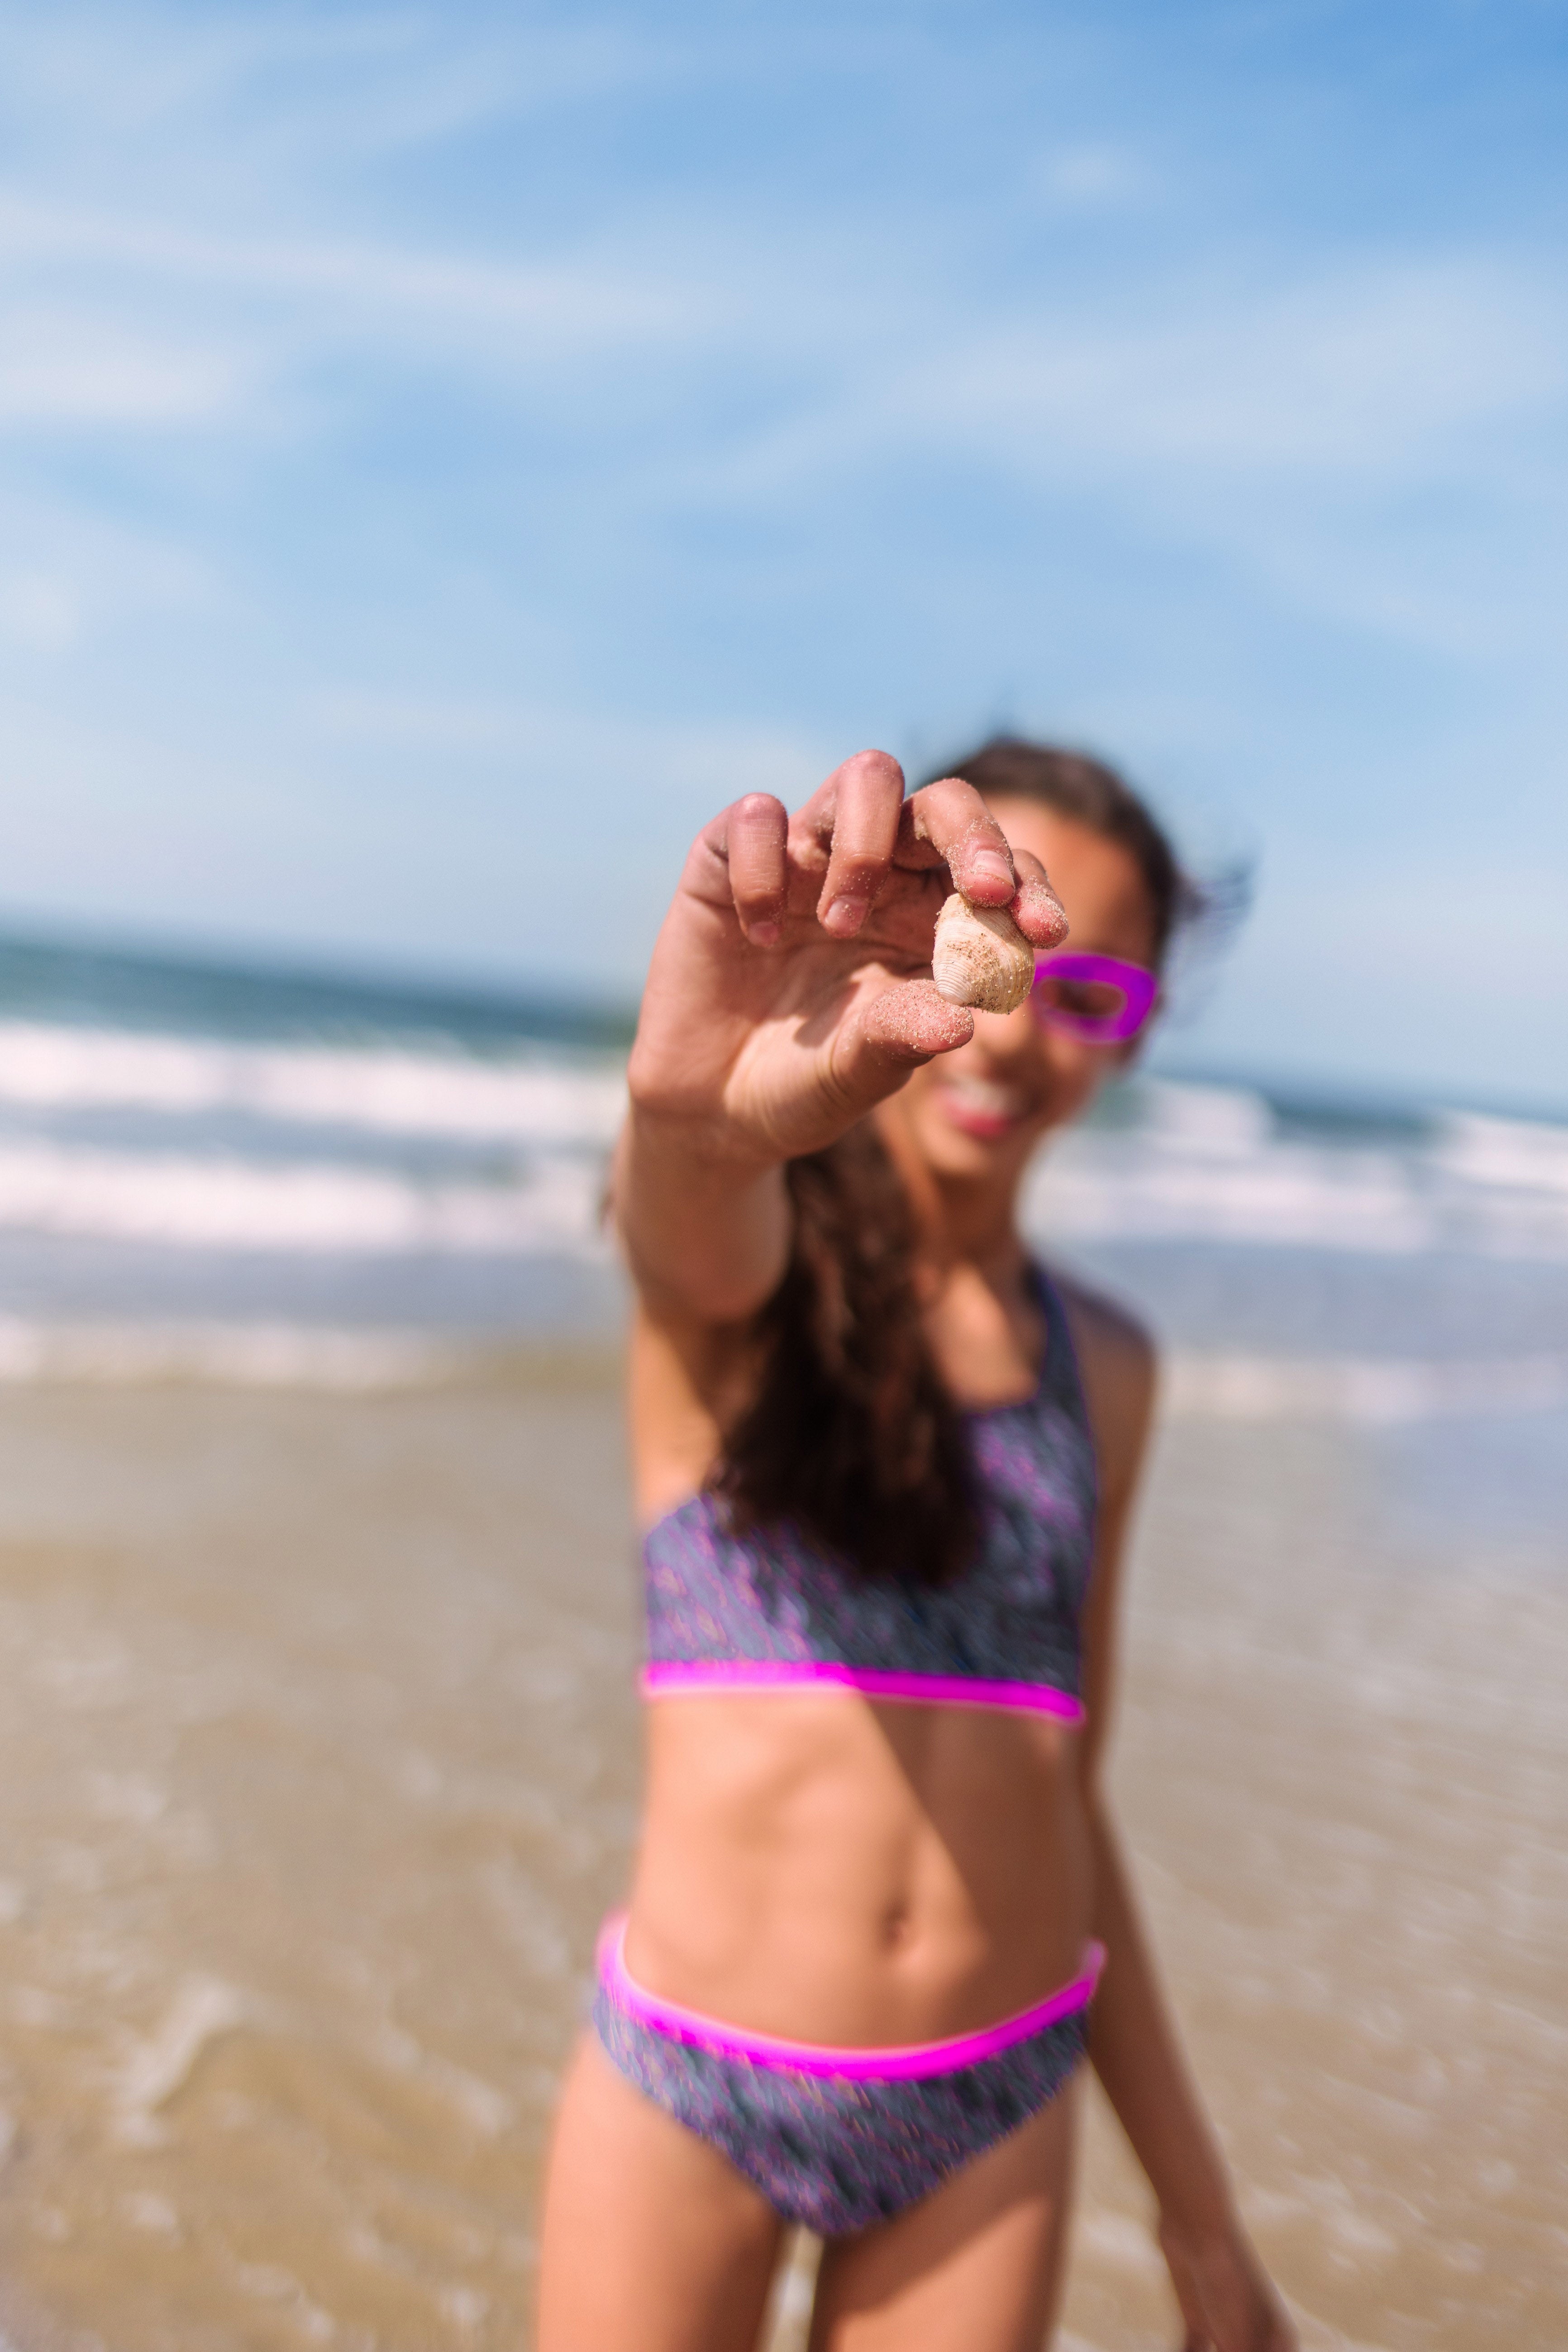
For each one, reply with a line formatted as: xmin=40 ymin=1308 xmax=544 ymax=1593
xmin=935 ymin=1076 xmax=1033 ymax=1143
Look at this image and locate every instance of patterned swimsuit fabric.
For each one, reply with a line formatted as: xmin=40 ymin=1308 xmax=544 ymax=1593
xmin=641 ymin=1264 xmax=1097 ymax=1703
xmin=593 ymin=1953 xmax=1096 ymax=2236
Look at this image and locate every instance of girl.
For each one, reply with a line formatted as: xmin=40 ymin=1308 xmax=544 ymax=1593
xmin=540 ymin=740 xmax=1296 ymax=2352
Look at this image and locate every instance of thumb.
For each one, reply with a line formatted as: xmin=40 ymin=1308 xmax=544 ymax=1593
xmin=829 ymin=978 xmax=974 ymax=1116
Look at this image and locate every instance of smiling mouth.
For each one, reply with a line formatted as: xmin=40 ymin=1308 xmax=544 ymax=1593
xmin=936 ymin=1073 xmax=1036 ymax=1140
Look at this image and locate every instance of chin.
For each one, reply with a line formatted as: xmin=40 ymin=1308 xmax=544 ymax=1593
xmin=914 ymin=1124 xmax=1001 ymax=1179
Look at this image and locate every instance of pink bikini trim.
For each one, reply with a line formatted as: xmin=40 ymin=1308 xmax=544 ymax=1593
xmin=597 ymin=1913 xmax=1105 ymax=2081
xmin=640 ymin=1658 xmax=1086 ymax=1724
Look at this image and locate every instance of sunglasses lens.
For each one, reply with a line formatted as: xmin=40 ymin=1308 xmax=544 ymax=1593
xmin=1033 ymin=975 xmax=1129 ymax=1038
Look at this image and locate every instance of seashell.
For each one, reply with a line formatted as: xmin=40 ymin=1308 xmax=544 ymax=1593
xmin=931 ymin=892 xmax=1034 ymax=1014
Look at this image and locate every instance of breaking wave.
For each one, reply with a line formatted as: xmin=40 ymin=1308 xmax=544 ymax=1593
xmin=1029 ymin=1082 xmax=1568 ymax=1262
xmin=1 ymin=1010 xmax=1566 ymax=1275
xmin=0 ymin=1136 xmax=605 ymax=1254
xmin=0 ymin=1019 xmax=624 ymax=1145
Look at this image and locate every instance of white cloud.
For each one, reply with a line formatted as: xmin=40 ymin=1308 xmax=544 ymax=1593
xmin=616 ymin=251 xmax=1554 ymax=511
xmin=0 ymin=6 xmax=415 ymax=130
xmin=0 ymin=302 xmax=250 ymax=426
xmin=0 ymin=573 xmax=79 ymax=651
xmin=634 ymin=243 xmax=1566 ymax=667
xmin=0 ymin=198 xmax=696 ymax=350
xmin=702 ymin=252 xmax=1566 ymax=494
xmin=940 ymin=257 xmax=1567 ymax=475
xmin=0 ymin=5 xmax=655 ymax=162
xmin=0 ymin=493 xmax=216 ymax=641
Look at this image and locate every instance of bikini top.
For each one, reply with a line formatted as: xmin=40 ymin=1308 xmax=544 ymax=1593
xmin=641 ymin=1264 xmax=1098 ymax=1724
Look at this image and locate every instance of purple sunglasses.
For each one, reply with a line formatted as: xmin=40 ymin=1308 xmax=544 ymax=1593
xmin=1030 ymin=950 xmax=1158 ymax=1044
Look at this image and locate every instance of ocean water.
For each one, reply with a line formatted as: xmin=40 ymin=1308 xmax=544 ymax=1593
xmin=0 ymin=933 xmax=630 ymax=1347
xmin=0 ymin=931 xmax=1563 ymax=2350
xmin=3 ymin=927 xmax=1568 ymax=1391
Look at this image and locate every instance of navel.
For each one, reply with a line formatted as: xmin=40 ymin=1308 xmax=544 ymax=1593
xmin=880 ymin=1903 xmax=913 ymax=1951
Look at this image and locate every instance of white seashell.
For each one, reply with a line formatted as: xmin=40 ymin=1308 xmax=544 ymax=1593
xmin=931 ymin=893 xmax=1034 ymax=1014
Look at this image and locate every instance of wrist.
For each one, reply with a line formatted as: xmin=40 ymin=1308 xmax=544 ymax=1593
xmin=623 ymin=1101 xmax=782 ymax=1182
xmin=1157 ymin=2175 xmax=1239 ymax=2248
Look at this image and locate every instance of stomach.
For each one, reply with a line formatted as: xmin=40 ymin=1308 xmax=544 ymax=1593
xmin=622 ymin=1690 xmax=1095 ymax=2048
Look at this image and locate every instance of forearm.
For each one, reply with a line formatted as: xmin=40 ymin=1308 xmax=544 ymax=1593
xmin=613 ymin=1109 xmax=791 ymax=1325
xmin=1087 ymin=1798 xmax=1236 ymax=2235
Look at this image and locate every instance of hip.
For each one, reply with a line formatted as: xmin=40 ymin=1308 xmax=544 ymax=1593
xmin=591 ymin=1909 xmax=1102 ymax=2235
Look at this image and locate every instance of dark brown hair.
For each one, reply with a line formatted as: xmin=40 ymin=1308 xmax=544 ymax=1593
xmin=712 ymin=735 xmax=1199 ymax=1584
xmin=941 ymin=737 xmax=1203 ymax=966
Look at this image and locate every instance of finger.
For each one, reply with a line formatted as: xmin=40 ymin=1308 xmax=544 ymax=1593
xmin=828 ymin=979 xmax=974 ymax=1114
xmin=1010 ymin=845 xmax=1071 ymax=948
xmin=788 ymin=751 xmax=906 ymax=940
xmin=899 ymin=776 xmax=1019 ymax=905
xmin=811 ymin=751 xmax=906 ymax=940
xmin=704 ymin=793 xmax=789 ymax=946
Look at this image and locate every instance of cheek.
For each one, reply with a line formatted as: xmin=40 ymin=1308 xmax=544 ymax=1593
xmin=1039 ymin=1036 xmax=1109 ymax=1119
xmin=901 ymin=1062 xmax=945 ymax=1121
xmin=899 ymin=1065 xmax=966 ymax=1154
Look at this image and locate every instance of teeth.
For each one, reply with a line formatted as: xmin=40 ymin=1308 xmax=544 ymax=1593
xmin=944 ymin=1076 xmax=1025 ymax=1119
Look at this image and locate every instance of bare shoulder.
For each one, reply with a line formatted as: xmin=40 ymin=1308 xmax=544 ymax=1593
xmin=1049 ymin=1268 xmax=1158 ymax=1501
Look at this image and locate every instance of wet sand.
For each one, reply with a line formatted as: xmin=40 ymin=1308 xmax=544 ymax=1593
xmin=0 ymin=1368 xmax=1562 ymax=2349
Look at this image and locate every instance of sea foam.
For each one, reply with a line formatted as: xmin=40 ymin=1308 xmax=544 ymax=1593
xmin=0 ymin=1020 xmax=624 ymax=1143
xmin=1030 ymin=1081 xmax=1568 ymax=1261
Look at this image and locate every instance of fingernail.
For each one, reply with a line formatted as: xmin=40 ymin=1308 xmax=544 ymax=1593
xmin=1024 ymin=883 xmax=1069 ymax=940
xmin=969 ymin=851 xmax=1014 ymax=893
xmin=748 ymin=920 xmax=781 ymax=947
xmin=824 ymin=895 xmax=867 ymax=936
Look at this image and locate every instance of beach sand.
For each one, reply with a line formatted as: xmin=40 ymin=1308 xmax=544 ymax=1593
xmin=0 ymin=1366 xmax=1562 ymax=2350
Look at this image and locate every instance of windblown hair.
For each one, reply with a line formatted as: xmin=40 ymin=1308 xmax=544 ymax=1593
xmin=713 ymin=737 xmax=1203 ymax=1585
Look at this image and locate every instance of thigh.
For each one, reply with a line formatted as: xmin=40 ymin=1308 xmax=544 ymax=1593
xmin=807 ymin=2074 xmax=1080 ymax=2352
xmin=538 ymin=2033 xmax=785 ymax=2352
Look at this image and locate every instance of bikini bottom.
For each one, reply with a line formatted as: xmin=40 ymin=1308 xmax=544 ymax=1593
xmin=592 ymin=1912 xmax=1104 ymax=2238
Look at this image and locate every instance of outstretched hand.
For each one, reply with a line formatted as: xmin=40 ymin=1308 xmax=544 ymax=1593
xmin=628 ymin=749 xmax=1068 ymax=1168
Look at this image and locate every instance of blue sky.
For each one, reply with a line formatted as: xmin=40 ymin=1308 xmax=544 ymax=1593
xmin=2 ymin=0 xmax=1565 ymax=1107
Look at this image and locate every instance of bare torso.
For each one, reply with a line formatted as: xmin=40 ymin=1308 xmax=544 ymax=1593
xmin=620 ymin=1252 xmax=1104 ymax=2047
xmin=628 ymin=1695 xmax=1093 ymax=2041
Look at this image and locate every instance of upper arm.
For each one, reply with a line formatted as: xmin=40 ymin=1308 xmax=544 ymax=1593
xmin=613 ymin=1105 xmax=792 ymax=1521
xmin=1057 ymin=1280 xmax=1158 ymax=1794
xmin=625 ymin=1291 xmax=774 ymax=1528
